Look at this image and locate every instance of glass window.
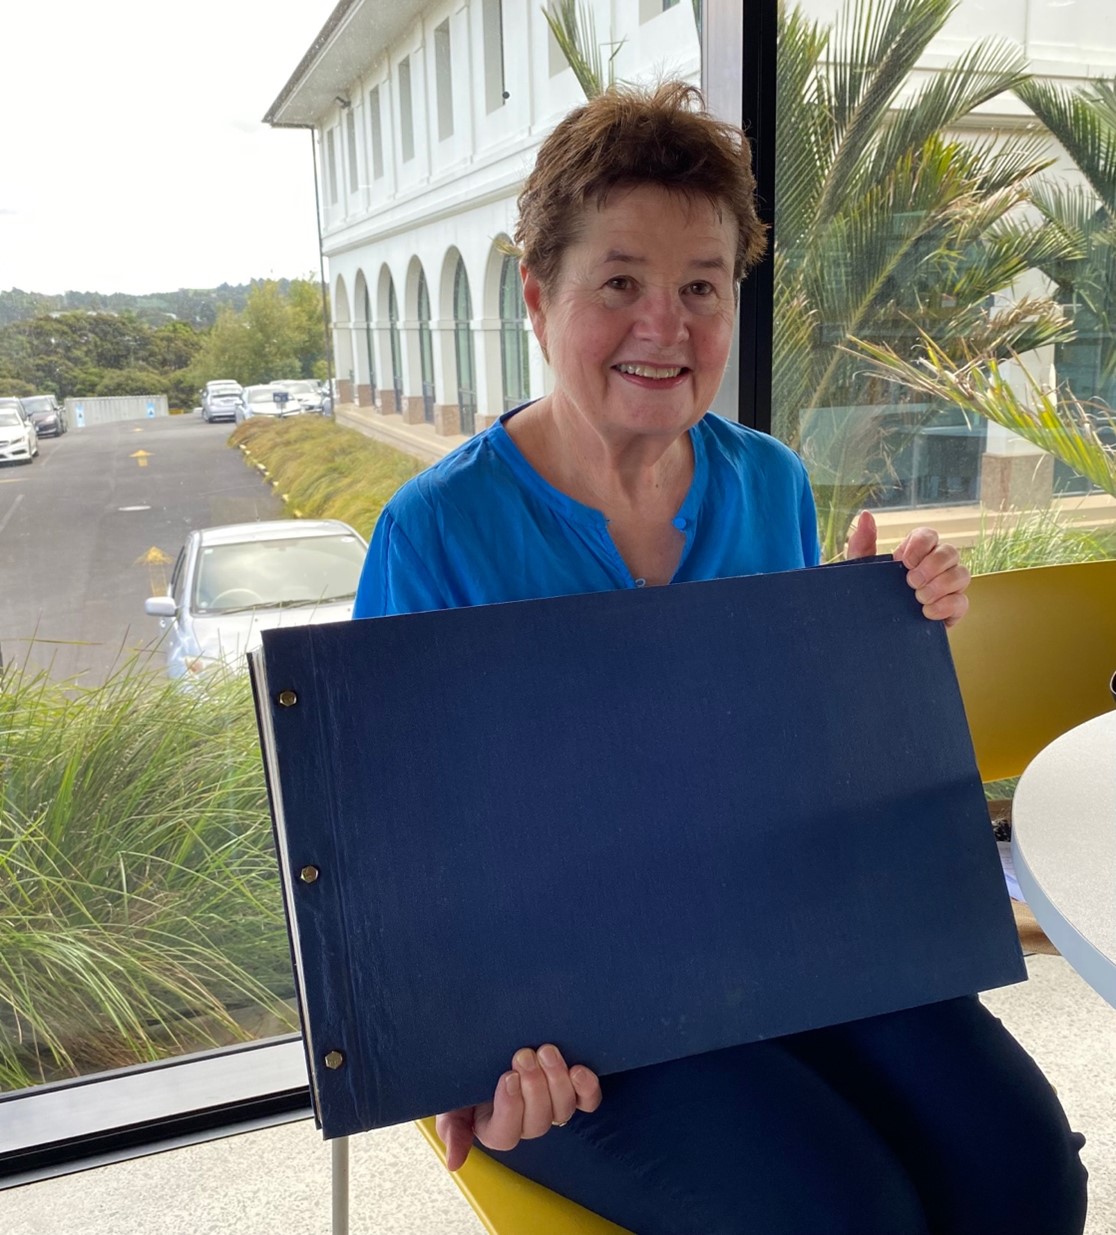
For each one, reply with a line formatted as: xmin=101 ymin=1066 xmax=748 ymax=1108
xmin=368 ymin=85 xmax=384 ymax=180
xmin=482 ymin=0 xmax=506 ymax=113
xmin=435 ymin=20 xmax=454 ymax=141
xmin=345 ymin=108 xmax=359 ymax=193
xmin=325 ymin=126 xmax=339 ymax=204
xmin=772 ymin=0 xmax=1116 ymax=568
xmin=453 ymin=257 xmax=477 ymax=435
xmin=388 ymin=275 xmax=403 ymax=413
xmin=416 ymin=267 xmax=435 ymax=423
xmin=193 ymin=534 xmax=366 ymax=612
xmin=499 ymin=253 xmax=530 ymax=411
xmin=398 ymin=55 xmax=415 ymax=163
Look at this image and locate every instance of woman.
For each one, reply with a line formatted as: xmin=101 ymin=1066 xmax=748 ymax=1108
xmin=354 ymin=82 xmax=1087 ymax=1235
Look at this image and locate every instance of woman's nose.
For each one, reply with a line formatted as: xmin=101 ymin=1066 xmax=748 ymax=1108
xmin=634 ymin=290 xmax=688 ymax=345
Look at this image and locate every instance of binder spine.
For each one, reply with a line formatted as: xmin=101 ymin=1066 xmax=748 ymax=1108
xmin=253 ymin=637 xmax=369 ymax=1137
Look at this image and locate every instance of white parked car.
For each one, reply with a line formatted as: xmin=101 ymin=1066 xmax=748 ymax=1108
xmin=144 ymin=519 xmax=368 ymax=681
xmin=272 ymin=379 xmax=329 ymax=413
xmin=236 ymin=384 xmax=306 ymax=423
xmin=0 ymin=407 xmax=39 ymax=464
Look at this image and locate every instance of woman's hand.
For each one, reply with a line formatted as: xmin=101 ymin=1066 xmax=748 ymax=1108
xmin=846 ymin=510 xmax=970 ymax=627
xmin=435 ymin=1044 xmax=602 ymax=1171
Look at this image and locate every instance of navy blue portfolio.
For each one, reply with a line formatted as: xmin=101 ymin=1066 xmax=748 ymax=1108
xmin=249 ymin=559 xmax=1025 ymax=1138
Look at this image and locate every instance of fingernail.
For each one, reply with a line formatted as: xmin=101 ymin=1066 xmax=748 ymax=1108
xmin=505 ymin=1072 xmax=521 ymax=1096
xmin=908 ymin=570 xmax=924 ymax=587
xmin=537 ymin=1044 xmax=559 ymax=1068
xmin=514 ymin=1049 xmax=538 ymax=1071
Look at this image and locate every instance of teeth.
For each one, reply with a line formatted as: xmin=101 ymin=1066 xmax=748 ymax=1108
xmin=617 ymin=364 xmax=683 ymax=379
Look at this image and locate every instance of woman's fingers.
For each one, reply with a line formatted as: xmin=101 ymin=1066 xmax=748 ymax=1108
xmin=537 ymin=1043 xmax=579 ymax=1126
xmin=445 ymin=1047 xmax=604 ymax=1169
xmin=475 ymin=1069 xmax=527 ymax=1153
xmin=893 ymin=530 xmax=970 ymax=626
xmin=437 ymin=1105 xmax=487 ymax=1172
xmin=571 ymin=1062 xmax=603 ymax=1113
xmin=513 ymin=1047 xmax=558 ymax=1139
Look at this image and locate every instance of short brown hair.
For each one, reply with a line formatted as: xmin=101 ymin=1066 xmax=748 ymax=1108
xmin=514 ymin=81 xmax=767 ymax=294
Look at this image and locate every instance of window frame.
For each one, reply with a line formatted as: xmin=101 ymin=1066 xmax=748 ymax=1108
xmin=0 ymin=0 xmax=769 ymax=1190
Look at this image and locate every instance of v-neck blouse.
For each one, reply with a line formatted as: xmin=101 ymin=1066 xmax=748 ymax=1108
xmin=353 ymin=408 xmax=820 ymax=618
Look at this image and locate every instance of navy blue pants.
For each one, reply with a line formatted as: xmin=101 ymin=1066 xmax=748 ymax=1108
xmin=494 ymin=997 xmax=1087 ymax=1234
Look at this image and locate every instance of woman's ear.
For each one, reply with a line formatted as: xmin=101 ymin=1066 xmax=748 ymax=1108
xmin=521 ymin=263 xmax=549 ymax=363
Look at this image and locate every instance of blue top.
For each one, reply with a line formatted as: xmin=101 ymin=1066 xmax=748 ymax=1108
xmin=353 ymin=408 xmax=820 ymax=618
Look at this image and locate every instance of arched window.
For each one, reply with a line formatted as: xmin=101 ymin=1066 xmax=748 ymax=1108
xmin=387 ymin=277 xmax=403 ymax=413
xmin=417 ymin=268 xmax=435 ymax=423
xmin=363 ymin=284 xmax=376 ymax=406
xmin=499 ymin=254 xmax=530 ymax=411
xmin=453 ymin=257 xmax=477 ymax=435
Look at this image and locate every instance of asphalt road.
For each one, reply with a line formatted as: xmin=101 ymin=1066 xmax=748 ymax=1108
xmin=0 ymin=414 xmax=283 ymax=684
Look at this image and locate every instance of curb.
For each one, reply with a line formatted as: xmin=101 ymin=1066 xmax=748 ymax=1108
xmin=237 ymin=441 xmax=304 ymax=518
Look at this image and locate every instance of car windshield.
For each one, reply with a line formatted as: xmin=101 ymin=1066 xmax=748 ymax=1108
xmin=279 ymin=381 xmax=315 ymax=394
xmin=0 ymin=398 xmax=22 ymax=409
xmin=248 ymin=388 xmax=278 ymax=402
xmin=20 ymin=397 xmax=52 ymax=412
xmin=0 ymin=411 xmax=23 ymax=426
xmin=212 ymin=391 xmax=239 ymax=400
xmin=192 ymin=534 xmax=367 ymax=614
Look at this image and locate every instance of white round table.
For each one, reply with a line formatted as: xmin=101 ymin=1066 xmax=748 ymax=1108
xmin=1012 ymin=710 xmax=1116 ymax=1009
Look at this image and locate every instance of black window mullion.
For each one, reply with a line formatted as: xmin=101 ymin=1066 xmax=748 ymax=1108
xmin=702 ymin=0 xmax=777 ymax=433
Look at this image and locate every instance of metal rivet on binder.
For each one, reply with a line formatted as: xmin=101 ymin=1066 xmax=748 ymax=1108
xmin=324 ymin=1050 xmax=345 ymax=1070
xmin=277 ymin=689 xmax=298 ymax=708
xmin=299 ymin=865 xmax=320 ymax=884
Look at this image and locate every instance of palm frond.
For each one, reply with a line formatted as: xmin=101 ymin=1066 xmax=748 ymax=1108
xmin=853 ymin=332 xmax=1116 ymax=495
xmin=542 ymin=0 xmax=624 ymax=99
xmin=1016 ymin=77 xmax=1116 ymax=214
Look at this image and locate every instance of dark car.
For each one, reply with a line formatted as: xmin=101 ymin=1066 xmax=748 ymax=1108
xmin=20 ymin=394 xmax=67 ymax=437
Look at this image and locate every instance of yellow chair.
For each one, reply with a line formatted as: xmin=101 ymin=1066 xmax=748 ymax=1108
xmin=416 ymin=560 xmax=1116 ymax=1235
xmin=416 ymin=1117 xmax=632 ymax=1234
xmin=947 ymin=559 xmax=1116 ymax=783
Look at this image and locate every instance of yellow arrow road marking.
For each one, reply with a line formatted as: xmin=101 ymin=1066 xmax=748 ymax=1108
xmin=130 ymin=449 xmax=152 ymax=468
xmin=135 ymin=545 xmax=173 ymax=596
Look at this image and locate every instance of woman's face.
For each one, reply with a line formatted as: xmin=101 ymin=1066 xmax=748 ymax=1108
xmin=523 ymin=184 xmax=738 ymax=446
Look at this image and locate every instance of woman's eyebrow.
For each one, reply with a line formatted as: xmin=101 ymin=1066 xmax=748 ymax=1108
xmin=599 ymin=250 xmax=729 ymax=271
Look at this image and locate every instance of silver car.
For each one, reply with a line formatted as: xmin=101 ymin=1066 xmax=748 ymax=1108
xmin=144 ymin=519 xmax=368 ymax=681
xmin=201 ymin=383 xmax=244 ymax=423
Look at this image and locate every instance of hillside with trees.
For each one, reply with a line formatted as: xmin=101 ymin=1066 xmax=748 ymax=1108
xmin=0 ymin=278 xmax=329 ymax=409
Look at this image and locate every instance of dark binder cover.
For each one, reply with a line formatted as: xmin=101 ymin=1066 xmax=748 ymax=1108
xmin=250 ymin=559 xmax=1025 ymax=1138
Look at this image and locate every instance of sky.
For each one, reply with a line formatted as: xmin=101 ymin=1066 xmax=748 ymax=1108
xmin=1 ymin=0 xmax=339 ymax=296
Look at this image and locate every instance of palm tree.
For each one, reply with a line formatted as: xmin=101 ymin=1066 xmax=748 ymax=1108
xmin=858 ymin=75 xmax=1116 ymax=515
xmin=774 ymin=0 xmax=1073 ymax=556
xmin=1013 ymin=77 xmax=1116 ymax=410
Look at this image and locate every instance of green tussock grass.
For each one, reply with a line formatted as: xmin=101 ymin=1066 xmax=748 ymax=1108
xmin=0 ymin=659 xmax=297 ymax=1092
xmin=229 ymin=416 xmax=423 ymax=539
xmin=961 ymin=507 xmax=1111 ymax=575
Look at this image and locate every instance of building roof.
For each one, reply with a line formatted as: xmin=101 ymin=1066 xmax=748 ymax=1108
xmin=264 ymin=0 xmax=428 ymax=129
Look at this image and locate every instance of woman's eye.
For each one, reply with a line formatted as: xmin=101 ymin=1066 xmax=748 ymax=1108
xmin=605 ymin=276 xmax=632 ymax=291
xmin=687 ymin=281 xmax=714 ymax=296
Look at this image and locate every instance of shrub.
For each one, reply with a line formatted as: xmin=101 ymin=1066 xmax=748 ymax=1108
xmin=229 ymin=415 xmax=422 ymax=540
xmin=0 ymin=659 xmax=296 ymax=1091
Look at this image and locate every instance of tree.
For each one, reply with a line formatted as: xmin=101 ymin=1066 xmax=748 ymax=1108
xmin=188 ymin=280 xmax=326 ymax=387
xmin=774 ymin=0 xmax=1075 ymax=557
xmin=1012 ymin=77 xmax=1116 ymax=411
